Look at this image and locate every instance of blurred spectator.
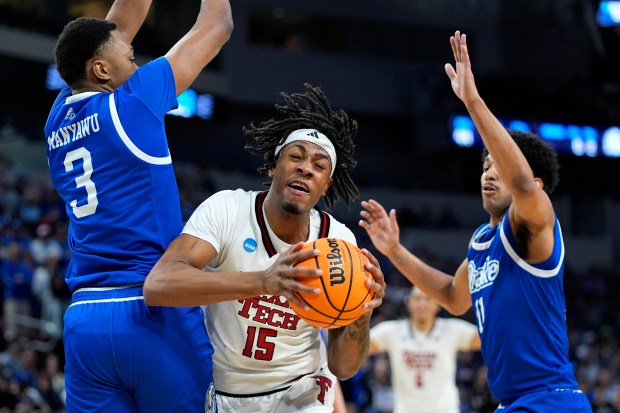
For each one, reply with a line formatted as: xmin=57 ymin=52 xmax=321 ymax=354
xmin=0 ymin=374 xmax=18 ymax=411
xmin=31 ymin=256 xmax=65 ymax=340
xmin=35 ymin=372 xmax=63 ymax=412
xmin=367 ymin=354 xmax=394 ymax=413
xmin=43 ymin=354 xmax=64 ymax=406
xmin=29 ymin=224 xmax=63 ymax=267
xmin=1 ymin=242 xmax=34 ymax=341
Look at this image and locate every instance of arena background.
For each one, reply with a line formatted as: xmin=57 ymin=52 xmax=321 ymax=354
xmin=0 ymin=1 xmax=619 ymax=412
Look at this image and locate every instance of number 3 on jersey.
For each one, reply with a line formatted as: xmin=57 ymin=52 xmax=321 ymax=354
xmin=64 ymin=147 xmax=98 ymax=218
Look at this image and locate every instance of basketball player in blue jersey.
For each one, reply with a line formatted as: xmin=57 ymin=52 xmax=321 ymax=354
xmin=44 ymin=0 xmax=232 ymax=412
xmin=359 ymin=31 xmax=592 ymax=412
xmin=144 ymin=84 xmax=386 ymax=412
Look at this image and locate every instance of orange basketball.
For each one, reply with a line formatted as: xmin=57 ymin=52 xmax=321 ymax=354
xmin=289 ymin=238 xmax=375 ymax=329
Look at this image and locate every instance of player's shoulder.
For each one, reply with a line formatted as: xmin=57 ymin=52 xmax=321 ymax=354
xmin=438 ymin=317 xmax=477 ymax=332
xmin=116 ymin=57 xmax=174 ymax=97
xmin=125 ymin=57 xmax=171 ymax=85
xmin=46 ymin=87 xmax=74 ymax=122
xmin=211 ymin=188 xmax=254 ymax=201
xmin=321 ymin=211 xmax=356 ymax=244
xmin=202 ymin=189 xmax=254 ymax=209
xmin=371 ymin=318 xmax=407 ymax=333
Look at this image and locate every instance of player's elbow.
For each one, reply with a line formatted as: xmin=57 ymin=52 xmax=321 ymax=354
xmin=223 ymin=16 xmax=234 ymax=40
xmin=444 ymin=300 xmax=471 ymax=316
xmin=143 ymin=273 xmax=166 ymax=307
xmin=213 ymin=17 xmax=234 ymax=46
xmin=327 ymin=361 xmax=358 ymax=381
xmin=200 ymin=4 xmax=234 ymax=46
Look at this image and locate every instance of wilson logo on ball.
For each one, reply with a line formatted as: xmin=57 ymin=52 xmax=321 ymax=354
xmin=290 ymin=238 xmax=375 ymax=328
xmin=326 ymin=238 xmax=345 ymax=286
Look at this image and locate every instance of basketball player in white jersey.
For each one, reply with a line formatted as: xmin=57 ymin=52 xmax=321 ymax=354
xmin=369 ymin=285 xmax=480 ymax=413
xmin=144 ymin=84 xmax=386 ymax=412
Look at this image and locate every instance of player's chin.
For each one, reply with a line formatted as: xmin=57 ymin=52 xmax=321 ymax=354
xmin=282 ymin=200 xmax=304 ymax=215
xmin=283 ymin=195 xmax=318 ymax=214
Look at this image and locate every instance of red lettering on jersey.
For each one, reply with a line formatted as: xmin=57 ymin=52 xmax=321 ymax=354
xmin=238 ymin=298 xmax=301 ymax=330
xmin=279 ymin=312 xmax=300 ymax=330
xmin=257 ymin=295 xmax=290 ymax=309
xmin=312 ymin=375 xmax=333 ymax=404
xmin=238 ymin=298 xmax=259 ymax=318
xmin=266 ymin=307 xmax=286 ymax=327
xmin=253 ymin=303 xmax=271 ymax=324
xmin=416 ymin=372 xmax=423 ymax=388
xmin=403 ymin=351 xmax=437 ymax=370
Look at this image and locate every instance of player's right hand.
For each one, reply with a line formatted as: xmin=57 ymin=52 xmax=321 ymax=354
xmin=359 ymin=199 xmax=401 ymax=257
xmin=261 ymin=242 xmax=321 ymax=310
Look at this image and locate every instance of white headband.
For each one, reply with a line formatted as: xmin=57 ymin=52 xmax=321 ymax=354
xmin=274 ymin=129 xmax=337 ymax=177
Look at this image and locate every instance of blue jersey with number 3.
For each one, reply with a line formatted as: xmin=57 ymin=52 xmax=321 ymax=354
xmin=44 ymin=57 xmax=180 ymax=292
xmin=467 ymin=212 xmax=578 ymax=404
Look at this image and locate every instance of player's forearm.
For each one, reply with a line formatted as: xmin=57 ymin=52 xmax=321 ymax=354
xmin=190 ymin=0 xmax=233 ymax=47
xmin=144 ymin=263 xmax=264 ymax=307
xmin=384 ymin=244 xmax=467 ymax=314
xmin=106 ymin=0 xmax=152 ymax=43
xmin=327 ymin=314 xmax=371 ymax=380
xmin=466 ymin=98 xmax=536 ymax=194
xmin=166 ymin=0 xmax=233 ymax=95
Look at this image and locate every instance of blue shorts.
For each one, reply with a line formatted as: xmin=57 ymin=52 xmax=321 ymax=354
xmin=496 ymin=388 xmax=592 ymax=413
xmin=64 ymin=285 xmax=215 ymax=413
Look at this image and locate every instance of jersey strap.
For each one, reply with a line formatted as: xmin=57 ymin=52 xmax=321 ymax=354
xmin=254 ymin=191 xmax=331 ymax=257
xmin=255 ymin=191 xmax=278 ymax=257
xmin=315 ymin=207 xmax=330 ymax=238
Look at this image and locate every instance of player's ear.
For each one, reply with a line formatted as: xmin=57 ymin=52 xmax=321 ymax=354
xmin=90 ymin=58 xmax=112 ymax=81
xmin=267 ymin=167 xmax=275 ymax=178
xmin=321 ymin=178 xmax=333 ymax=196
xmin=534 ymin=178 xmax=544 ymax=190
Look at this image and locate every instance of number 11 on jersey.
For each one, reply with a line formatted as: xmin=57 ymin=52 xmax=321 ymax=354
xmin=474 ymin=297 xmax=485 ymax=334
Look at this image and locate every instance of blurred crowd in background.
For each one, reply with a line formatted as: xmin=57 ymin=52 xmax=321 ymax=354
xmin=1 ymin=152 xmax=619 ymax=413
xmin=1 ymin=0 xmax=620 ymax=411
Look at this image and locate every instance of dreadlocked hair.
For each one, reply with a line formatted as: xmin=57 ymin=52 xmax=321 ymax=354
xmin=482 ymin=130 xmax=560 ymax=194
xmin=243 ymin=83 xmax=359 ymax=210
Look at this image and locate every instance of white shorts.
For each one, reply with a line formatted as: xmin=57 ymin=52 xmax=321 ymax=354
xmin=216 ymin=366 xmax=336 ymax=413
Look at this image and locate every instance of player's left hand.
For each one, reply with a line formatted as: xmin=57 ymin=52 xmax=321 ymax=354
xmin=360 ymin=248 xmax=385 ymax=312
xmin=444 ymin=30 xmax=481 ymax=107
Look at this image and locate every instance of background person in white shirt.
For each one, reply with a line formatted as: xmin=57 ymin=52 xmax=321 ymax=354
xmin=368 ymin=285 xmax=481 ymax=413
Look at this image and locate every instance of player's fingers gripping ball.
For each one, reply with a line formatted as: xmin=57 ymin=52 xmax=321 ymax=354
xmin=289 ymin=238 xmax=375 ymax=328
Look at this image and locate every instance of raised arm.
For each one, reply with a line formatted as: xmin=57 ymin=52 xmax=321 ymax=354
xmin=105 ymin=0 xmax=153 ymax=44
xmin=143 ymin=234 xmax=321 ymax=307
xmin=359 ymin=199 xmax=472 ymax=314
xmin=165 ymin=0 xmax=233 ymax=95
xmin=327 ymin=249 xmax=385 ymax=380
xmin=445 ymin=31 xmax=555 ymax=259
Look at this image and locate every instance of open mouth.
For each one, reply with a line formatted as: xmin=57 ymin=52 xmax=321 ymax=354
xmin=288 ymin=181 xmax=310 ymax=193
xmin=483 ymin=183 xmax=497 ymax=191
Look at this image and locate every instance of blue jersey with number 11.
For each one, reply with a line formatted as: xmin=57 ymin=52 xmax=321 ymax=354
xmin=467 ymin=212 xmax=578 ymax=404
xmin=44 ymin=57 xmax=181 ymax=292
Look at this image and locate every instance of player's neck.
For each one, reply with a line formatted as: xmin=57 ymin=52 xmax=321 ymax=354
xmin=263 ymin=205 xmax=310 ymax=244
xmin=71 ymin=80 xmax=115 ymax=95
xmin=411 ymin=318 xmax=435 ymax=334
xmin=489 ymin=216 xmax=503 ymax=227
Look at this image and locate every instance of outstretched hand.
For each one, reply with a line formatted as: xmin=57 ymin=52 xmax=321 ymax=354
xmin=261 ymin=242 xmax=321 ymax=309
xmin=358 ymin=199 xmax=400 ymax=258
xmin=444 ymin=31 xmax=481 ymax=107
